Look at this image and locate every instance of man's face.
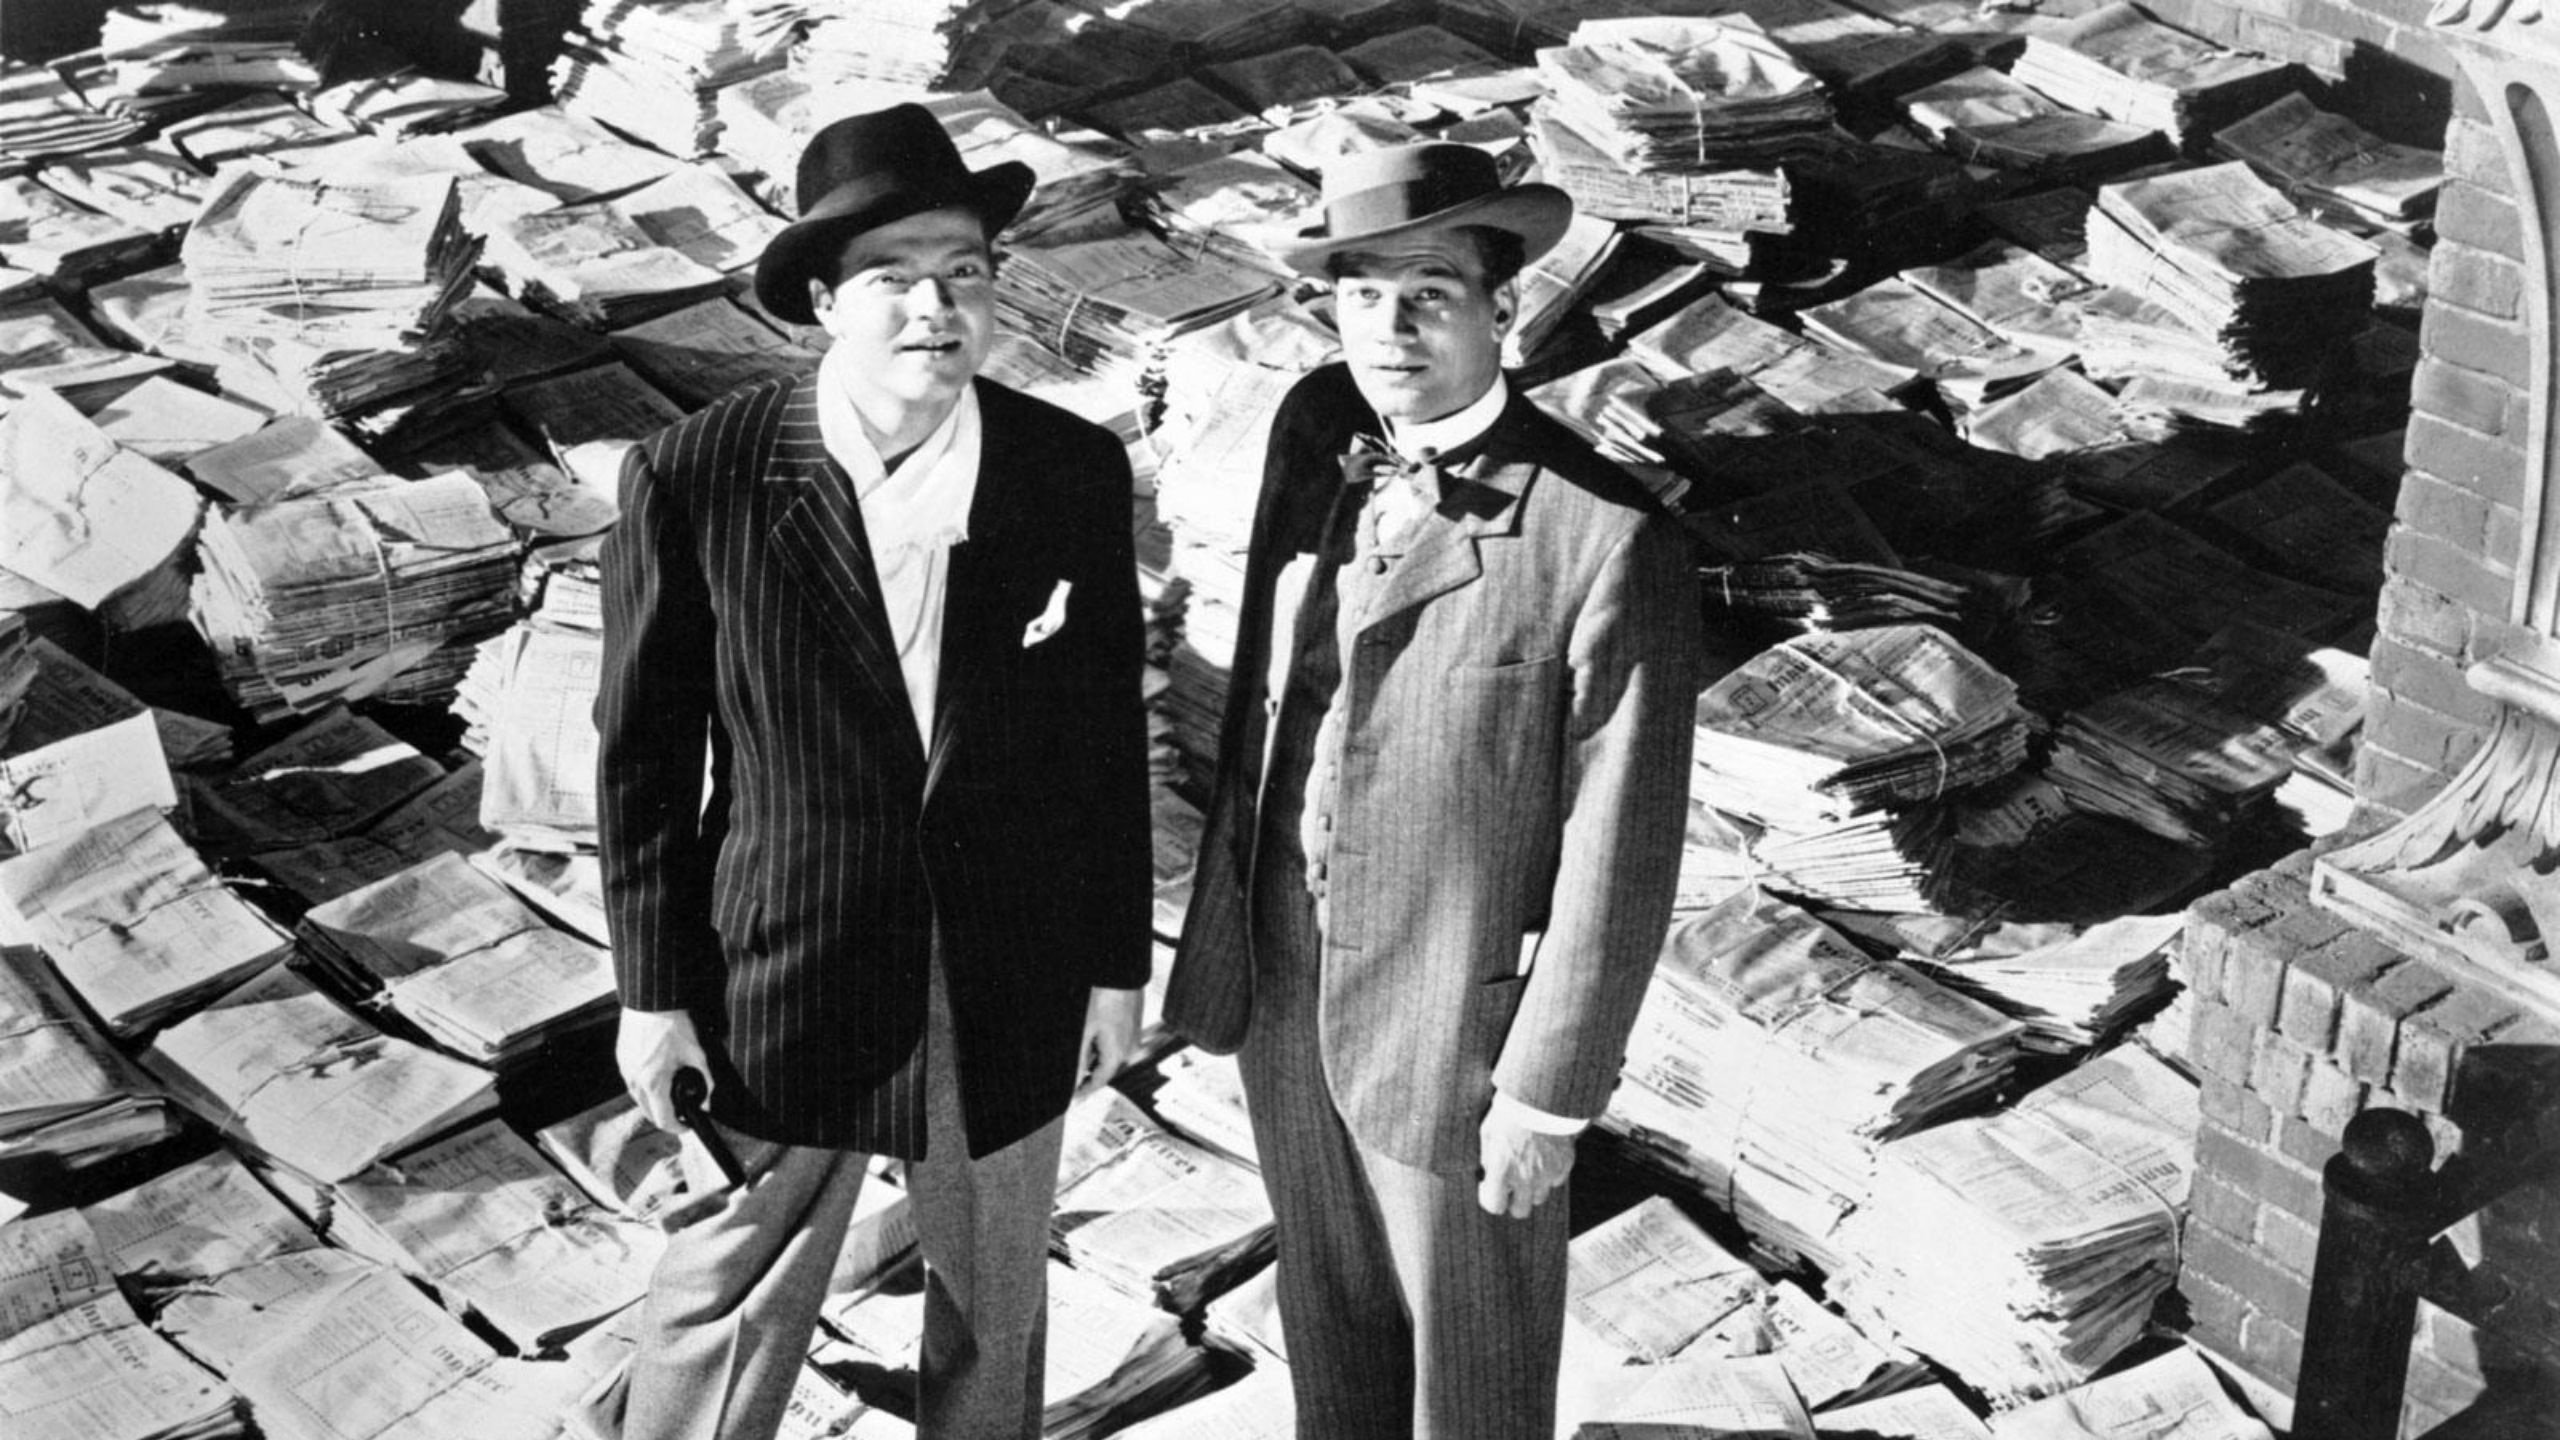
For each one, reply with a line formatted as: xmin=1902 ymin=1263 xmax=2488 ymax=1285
xmin=1333 ymin=229 xmax=1514 ymax=425
xmin=808 ymin=206 xmax=997 ymax=416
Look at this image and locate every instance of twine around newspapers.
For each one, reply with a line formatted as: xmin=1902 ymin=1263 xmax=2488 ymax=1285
xmin=1768 ymin=637 xmax=1961 ymax=805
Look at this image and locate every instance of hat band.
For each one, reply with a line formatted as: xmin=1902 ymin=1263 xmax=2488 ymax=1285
xmin=1324 ymin=172 xmax=1498 ymax=242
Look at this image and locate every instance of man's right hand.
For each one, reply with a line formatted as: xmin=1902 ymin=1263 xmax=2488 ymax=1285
xmin=617 ymin=1006 xmax=711 ymax=1133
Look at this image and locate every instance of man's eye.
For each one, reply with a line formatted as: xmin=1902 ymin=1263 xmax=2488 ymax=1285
xmin=948 ymin=260 xmax=989 ymax=281
xmin=865 ymin=270 xmax=909 ymax=290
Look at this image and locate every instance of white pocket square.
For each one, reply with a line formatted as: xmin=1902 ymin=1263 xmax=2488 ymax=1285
xmin=1023 ymin=580 xmax=1073 ymax=647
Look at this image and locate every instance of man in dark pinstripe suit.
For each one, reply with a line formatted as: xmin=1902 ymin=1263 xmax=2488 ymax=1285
xmin=1166 ymin=143 xmax=1702 ymax=1438
xmin=594 ymin=105 xmax=1151 ymax=1440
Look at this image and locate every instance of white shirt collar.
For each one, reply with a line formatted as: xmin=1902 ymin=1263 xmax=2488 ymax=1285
xmin=815 ymin=342 xmax=981 ymax=554
xmin=1382 ymin=374 xmax=1508 ymax=461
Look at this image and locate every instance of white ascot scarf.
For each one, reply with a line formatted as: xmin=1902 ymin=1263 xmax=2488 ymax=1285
xmin=815 ymin=342 xmax=985 ymax=743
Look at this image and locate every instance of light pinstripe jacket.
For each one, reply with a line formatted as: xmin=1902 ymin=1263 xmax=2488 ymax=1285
xmin=1166 ymin=363 xmax=1703 ymax=1171
xmin=596 ymin=372 xmax=1151 ymax=1157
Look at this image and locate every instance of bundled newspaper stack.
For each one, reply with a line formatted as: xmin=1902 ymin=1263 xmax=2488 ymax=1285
xmin=1898 ymin=911 xmax=2187 ymax=1053
xmin=1629 ymin=293 xmax=1917 ymax=416
xmin=1138 ymin=152 xmax=1321 ymax=276
xmin=2 ymin=381 xmax=204 ymax=633
xmin=1740 ymin=0 xmax=1968 ymax=102
xmin=94 ymin=1 xmax=323 ymax=101
xmin=0 ymin=612 xmax=28 ymax=737
xmin=302 ymin=70 xmax=513 ymax=137
xmin=1537 ymin=17 xmax=1833 ymax=175
xmin=2212 ymin=91 xmax=2443 ymax=231
xmin=189 ymin=473 xmax=521 ymax=724
xmin=0 ymin=171 xmax=162 ymax=283
xmin=1697 ymin=553 xmax=1973 ymax=634
xmin=551 ymin=0 xmax=780 ymax=158
xmin=1147 ymin=299 xmax=1337 ymax=783
xmin=1989 ymin=1345 xmax=2274 ymax=1440
xmin=0 ymin=669 xmax=180 ymax=856
xmin=1504 ymin=211 xmax=1624 ymax=370
xmin=1899 ymin=65 xmax=2168 ymax=180
xmin=2046 ymin=676 xmax=2297 ymax=847
xmin=185 ymin=708 xmax=445 ymax=859
xmin=0 ymin=61 xmax=146 ymax=168
xmin=2085 ymin=161 xmax=2379 ymax=392
xmin=0 ymin=804 xmax=290 ymax=1037
xmin=1605 ymin=888 xmax=2026 ymax=1269
xmin=792 ymin=0 xmax=1014 ymax=90
xmin=297 ymin=850 xmax=618 ymax=1068
xmin=481 ymin=203 xmax=732 ymax=329
xmin=142 ymin=962 xmax=499 ymax=1185
xmin=452 ymin=616 xmax=602 ymax=852
xmin=182 ymin=166 xmax=481 ymax=346
xmin=326 ymin=1118 xmax=665 ymax=1351
xmin=1688 ymin=625 xmax=2030 ymax=910
xmin=996 ymin=226 xmax=1282 ymax=396
xmin=0 ymin=944 xmax=181 ymax=1175
xmin=1560 ymin=1196 xmax=1928 ymax=1414
xmin=0 ymin=1208 xmax=249 ymax=1440
xmin=1832 ymin=1045 xmax=2198 ymax=1405
xmin=1799 ymin=275 xmax=2057 ymax=410
xmin=1052 ymin=1090 xmax=1276 ymax=1314
xmin=1528 ymin=107 xmax=1792 ymax=263
xmin=2008 ymin=2 xmax=2297 ymax=151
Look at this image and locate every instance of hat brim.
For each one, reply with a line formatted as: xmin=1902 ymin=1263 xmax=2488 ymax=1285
xmin=754 ymin=160 xmax=1036 ymax=325
xmin=1274 ymin=183 xmax=1573 ymax=278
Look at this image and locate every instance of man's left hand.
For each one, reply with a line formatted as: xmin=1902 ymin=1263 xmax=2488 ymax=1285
xmin=1478 ymin=1108 xmax=1577 ymax=1218
xmin=1076 ymin=986 xmax=1144 ymax=1098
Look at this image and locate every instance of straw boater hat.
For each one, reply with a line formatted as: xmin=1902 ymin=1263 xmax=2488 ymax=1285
xmin=1276 ymin=141 xmax=1572 ymax=278
xmin=753 ymin=103 xmax=1035 ymax=326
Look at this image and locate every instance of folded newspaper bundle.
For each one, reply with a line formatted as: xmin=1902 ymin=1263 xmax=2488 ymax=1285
xmin=190 ymin=473 xmax=520 ymax=723
xmin=2007 ymin=2 xmax=2295 ymax=151
xmin=550 ymin=0 xmax=779 ymax=158
xmin=1604 ymin=888 xmax=2024 ymax=1268
xmin=1832 ymin=1045 xmax=2199 ymax=1405
xmin=297 ymin=850 xmax=618 ymax=1068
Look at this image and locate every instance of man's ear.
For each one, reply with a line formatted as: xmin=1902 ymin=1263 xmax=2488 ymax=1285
xmin=1490 ymin=278 xmax=1519 ymax=333
xmin=807 ymin=276 xmax=832 ymax=318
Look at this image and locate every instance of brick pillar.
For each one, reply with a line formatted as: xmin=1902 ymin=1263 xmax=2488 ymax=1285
xmin=2180 ymin=855 xmax=2560 ymax=1435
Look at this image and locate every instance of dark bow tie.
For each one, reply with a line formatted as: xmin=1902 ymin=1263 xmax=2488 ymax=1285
xmin=1340 ymin=433 xmax=1441 ymax=499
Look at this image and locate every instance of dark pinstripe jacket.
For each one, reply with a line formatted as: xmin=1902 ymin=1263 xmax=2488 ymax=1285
xmin=596 ymin=371 xmax=1151 ymax=1157
xmin=1165 ymin=363 xmax=1703 ymax=1171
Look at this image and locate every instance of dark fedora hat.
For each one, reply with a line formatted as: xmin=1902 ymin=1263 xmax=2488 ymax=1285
xmin=1276 ymin=141 xmax=1571 ymax=277
xmin=753 ymin=103 xmax=1035 ymax=325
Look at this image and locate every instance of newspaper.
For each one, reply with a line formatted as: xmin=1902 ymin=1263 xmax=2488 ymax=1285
xmin=0 ymin=805 xmax=292 ymax=1036
xmin=0 ymin=943 xmax=169 ymax=1166
xmin=607 ymin=297 xmax=819 ymax=411
xmin=1051 ymin=1089 xmax=1275 ymax=1313
xmin=1566 ymin=1196 xmax=1763 ymax=1364
xmin=535 ymin=1092 xmax=689 ymax=1223
xmin=88 ymin=376 xmax=267 ymax=465
xmin=141 ymin=963 xmax=498 ymax=1183
xmin=330 ymin=1118 xmax=662 ymax=1350
xmin=1 ymin=709 xmax=174 ymax=855
xmin=249 ymin=760 xmax=498 ymax=908
xmin=1991 ymin=1346 xmax=2270 ymax=1440
xmin=0 ymin=388 xmax=201 ymax=611
xmin=1818 ymin=1385 xmax=1993 ymax=1439
xmin=297 ymin=850 xmax=616 ymax=1066
xmin=182 ymin=415 xmax=388 ymax=506
xmin=2212 ymin=91 xmax=2441 ymax=224
xmin=188 ymin=708 xmax=446 ymax=856
xmin=223 ymin=1264 xmax=512 ymax=1440
xmin=0 ymin=1208 xmax=242 ymax=1440
xmin=1574 ymin=1353 xmax=1814 ymax=1439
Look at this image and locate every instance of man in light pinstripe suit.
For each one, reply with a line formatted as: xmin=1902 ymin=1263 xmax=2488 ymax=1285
xmin=1166 ymin=143 xmax=1703 ymax=1438
xmin=595 ymin=106 xmax=1151 ymax=1440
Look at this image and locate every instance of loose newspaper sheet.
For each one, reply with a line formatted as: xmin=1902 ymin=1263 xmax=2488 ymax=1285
xmin=0 ymin=388 xmax=201 ymax=610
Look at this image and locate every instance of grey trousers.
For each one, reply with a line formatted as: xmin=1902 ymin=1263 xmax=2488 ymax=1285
xmin=1241 ymin=857 xmax=1571 ymax=1440
xmin=623 ymin=958 xmax=1065 ymax=1440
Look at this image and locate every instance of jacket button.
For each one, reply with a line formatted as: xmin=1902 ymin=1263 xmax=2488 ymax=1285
xmin=1370 ymin=556 xmax=1390 ymax=575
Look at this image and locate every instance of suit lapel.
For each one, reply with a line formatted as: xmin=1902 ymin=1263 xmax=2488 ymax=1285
xmin=763 ymin=374 xmax=927 ymax=769
xmin=1351 ymin=450 xmax=1533 ymax=633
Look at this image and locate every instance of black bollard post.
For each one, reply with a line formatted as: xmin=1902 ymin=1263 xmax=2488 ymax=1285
xmin=2292 ymin=1108 xmax=2439 ymax=1440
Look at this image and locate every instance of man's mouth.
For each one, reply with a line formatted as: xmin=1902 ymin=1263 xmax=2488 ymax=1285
xmin=900 ymin=336 xmax=962 ymax=355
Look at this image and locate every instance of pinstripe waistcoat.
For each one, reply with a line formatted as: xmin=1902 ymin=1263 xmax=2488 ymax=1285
xmin=596 ymin=372 xmax=1152 ymax=1156
xmin=1165 ymin=363 xmax=1705 ymax=1172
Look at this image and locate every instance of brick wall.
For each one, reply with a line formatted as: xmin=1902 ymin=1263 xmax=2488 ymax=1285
xmin=2182 ymin=856 xmax=2560 ymax=1435
xmin=2358 ymin=86 xmax=2535 ymax=816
